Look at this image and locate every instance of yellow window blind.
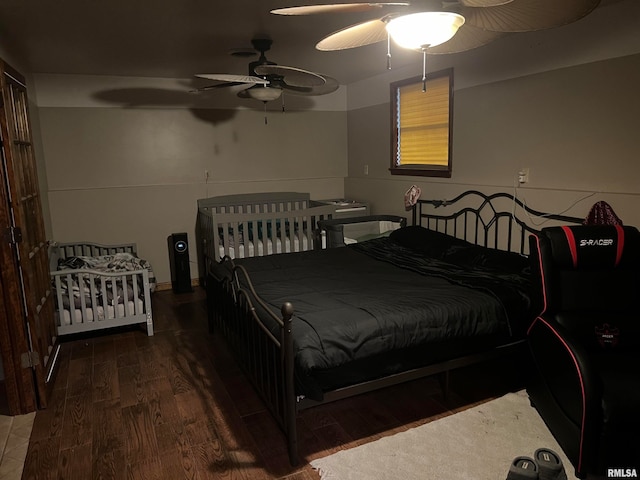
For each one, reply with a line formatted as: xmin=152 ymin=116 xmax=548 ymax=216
xmin=395 ymin=74 xmax=450 ymax=167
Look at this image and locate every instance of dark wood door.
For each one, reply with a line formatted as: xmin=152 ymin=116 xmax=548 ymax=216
xmin=0 ymin=205 xmax=37 ymax=414
xmin=0 ymin=61 xmax=56 ymax=411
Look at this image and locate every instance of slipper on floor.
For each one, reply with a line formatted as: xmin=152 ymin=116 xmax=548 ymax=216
xmin=534 ymin=448 xmax=567 ymax=480
xmin=507 ymin=456 xmax=539 ymax=480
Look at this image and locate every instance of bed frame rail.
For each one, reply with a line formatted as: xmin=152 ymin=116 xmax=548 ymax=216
xmin=208 ymin=261 xmax=297 ymax=462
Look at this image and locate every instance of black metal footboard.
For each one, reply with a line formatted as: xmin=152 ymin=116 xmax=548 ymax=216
xmin=207 ymin=261 xmax=300 ymax=465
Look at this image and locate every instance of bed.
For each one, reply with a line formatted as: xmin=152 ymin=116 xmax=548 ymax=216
xmin=206 ymin=190 xmax=583 ymax=465
xmin=50 ymin=241 xmax=155 ymax=336
xmin=196 ymin=192 xmax=339 ymax=275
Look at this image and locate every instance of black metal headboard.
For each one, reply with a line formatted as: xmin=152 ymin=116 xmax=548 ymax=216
xmin=412 ymin=190 xmax=584 ymax=255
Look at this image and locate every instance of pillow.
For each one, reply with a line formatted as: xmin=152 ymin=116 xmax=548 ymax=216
xmin=445 ymin=244 xmax=530 ymax=275
xmin=389 ymin=226 xmax=471 ymax=258
xmin=389 ymin=226 xmax=529 ymax=274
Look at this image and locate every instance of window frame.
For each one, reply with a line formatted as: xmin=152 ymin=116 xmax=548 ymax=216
xmin=389 ymin=68 xmax=454 ymax=178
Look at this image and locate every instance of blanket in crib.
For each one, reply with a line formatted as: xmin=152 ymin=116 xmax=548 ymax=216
xmin=58 ymin=253 xmax=156 ymax=286
xmin=55 ymin=253 xmax=156 ymax=309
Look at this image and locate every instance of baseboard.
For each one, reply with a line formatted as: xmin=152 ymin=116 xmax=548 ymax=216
xmin=156 ymin=278 xmax=200 ymax=291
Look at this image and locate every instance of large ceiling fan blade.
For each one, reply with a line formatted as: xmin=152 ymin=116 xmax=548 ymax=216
xmin=194 ymin=74 xmax=269 ymax=85
xmin=463 ymin=0 xmax=601 ymax=32
xmin=458 ymin=0 xmax=513 ymax=6
xmin=190 ymin=81 xmax=249 ymax=93
xmin=282 ymin=76 xmax=340 ymax=96
xmin=271 ymin=3 xmax=409 ymax=15
xmin=316 ymin=18 xmax=389 ymax=51
xmin=428 ymin=23 xmax=505 ymax=54
xmin=254 ymin=65 xmax=326 ymax=87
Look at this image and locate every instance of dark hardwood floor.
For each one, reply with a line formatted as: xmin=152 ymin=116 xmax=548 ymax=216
xmin=22 ymin=287 xmax=525 ymax=479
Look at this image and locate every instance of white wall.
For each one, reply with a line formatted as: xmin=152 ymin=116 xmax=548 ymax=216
xmin=36 ymin=74 xmax=348 ymax=283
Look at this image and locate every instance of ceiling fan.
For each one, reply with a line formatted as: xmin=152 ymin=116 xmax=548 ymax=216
xmin=193 ymin=37 xmax=339 ymax=104
xmin=271 ymin=0 xmax=599 ymax=91
xmin=271 ymin=0 xmax=600 ymax=53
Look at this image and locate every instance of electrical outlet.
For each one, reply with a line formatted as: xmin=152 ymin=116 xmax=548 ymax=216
xmin=518 ymin=168 xmax=529 ymax=184
xmin=364 ymin=164 xmax=369 ymax=176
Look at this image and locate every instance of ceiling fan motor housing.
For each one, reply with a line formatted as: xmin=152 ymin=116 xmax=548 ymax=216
xmin=249 ymin=38 xmax=277 ymax=76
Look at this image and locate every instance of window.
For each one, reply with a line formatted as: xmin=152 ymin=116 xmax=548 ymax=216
xmin=390 ymin=68 xmax=454 ymax=177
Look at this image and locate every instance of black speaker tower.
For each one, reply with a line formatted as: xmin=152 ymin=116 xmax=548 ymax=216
xmin=167 ymin=232 xmax=192 ymax=293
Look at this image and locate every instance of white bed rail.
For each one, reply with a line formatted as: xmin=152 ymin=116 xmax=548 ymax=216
xmin=54 ymin=241 xmax=137 ymax=259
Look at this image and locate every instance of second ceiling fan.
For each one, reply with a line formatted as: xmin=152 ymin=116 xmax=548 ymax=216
xmin=194 ymin=37 xmax=339 ymax=103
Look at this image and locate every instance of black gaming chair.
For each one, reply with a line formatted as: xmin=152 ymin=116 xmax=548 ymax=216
xmin=527 ymin=225 xmax=640 ymax=478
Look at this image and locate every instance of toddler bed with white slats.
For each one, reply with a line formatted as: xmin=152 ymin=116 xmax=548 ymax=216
xmin=50 ymin=241 xmax=155 ymax=336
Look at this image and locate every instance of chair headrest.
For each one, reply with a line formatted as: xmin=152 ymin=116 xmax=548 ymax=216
xmin=540 ymin=225 xmax=640 ymax=269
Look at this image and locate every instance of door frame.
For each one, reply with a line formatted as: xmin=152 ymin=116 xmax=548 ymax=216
xmin=0 ymin=105 xmax=37 ymax=415
xmin=0 ymin=60 xmax=56 ymax=413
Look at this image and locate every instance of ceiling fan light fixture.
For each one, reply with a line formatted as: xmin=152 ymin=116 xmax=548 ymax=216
xmin=246 ymin=85 xmax=283 ymax=102
xmin=385 ymin=12 xmax=466 ymax=50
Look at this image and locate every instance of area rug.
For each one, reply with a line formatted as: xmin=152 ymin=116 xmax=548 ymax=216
xmin=311 ymin=390 xmax=578 ymax=480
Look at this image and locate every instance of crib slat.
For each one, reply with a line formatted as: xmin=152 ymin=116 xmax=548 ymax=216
xmin=141 ymin=270 xmax=153 ymax=335
xmin=110 ymin=276 xmax=119 ymax=318
xmin=54 ymin=276 xmax=64 ymax=327
xmin=222 ymin=220 xmax=230 ymax=259
xmin=122 ymin=274 xmax=131 ymax=317
xmin=132 ymin=273 xmax=140 ymax=315
xmin=99 ymin=276 xmax=108 ymax=322
xmin=89 ymin=272 xmax=99 ymax=323
xmin=241 ymin=220 xmax=248 ymax=257
xmin=231 ymin=222 xmax=240 ymax=259
xmin=77 ymin=272 xmax=89 ymax=325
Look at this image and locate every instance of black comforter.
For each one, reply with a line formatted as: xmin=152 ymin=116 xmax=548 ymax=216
xmin=213 ymin=227 xmax=532 ymax=394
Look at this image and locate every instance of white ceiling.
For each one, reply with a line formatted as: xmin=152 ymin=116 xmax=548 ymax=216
xmin=0 ymin=0 xmax=635 ymax=88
